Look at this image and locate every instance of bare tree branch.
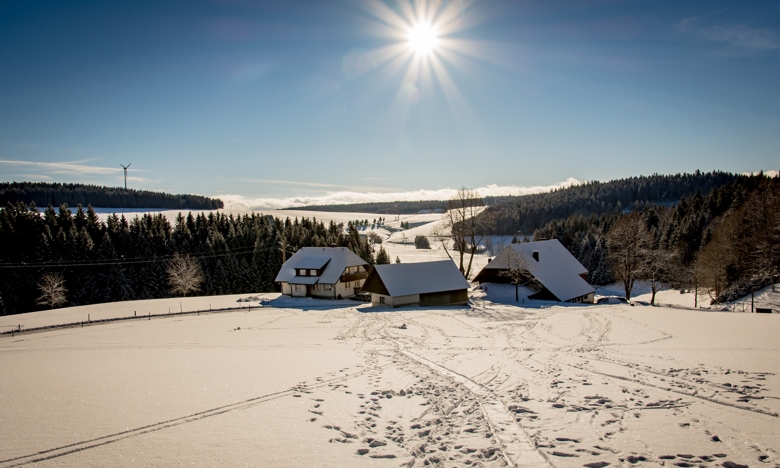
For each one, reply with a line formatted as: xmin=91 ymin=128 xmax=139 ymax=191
xmin=37 ymin=272 xmax=67 ymax=309
xmin=167 ymin=253 xmax=204 ymax=297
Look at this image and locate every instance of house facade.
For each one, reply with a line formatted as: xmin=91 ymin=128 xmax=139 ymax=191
xmin=275 ymin=247 xmax=369 ymax=299
xmin=473 ymin=239 xmax=595 ymax=303
xmin=361 ymin=260 xmax=470 ymax=307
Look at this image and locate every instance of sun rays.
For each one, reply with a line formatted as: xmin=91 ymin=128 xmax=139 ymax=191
xmin=354 ymin=0 xmax=483 ymax=123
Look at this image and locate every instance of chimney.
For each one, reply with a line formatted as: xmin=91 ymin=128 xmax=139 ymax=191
xmin=487 ymin=258 xmax=492 ymax=263
xmin=532 ymin=250 xmax=539 ymax=262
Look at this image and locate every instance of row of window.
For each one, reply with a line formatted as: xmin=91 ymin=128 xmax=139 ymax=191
xmin=292 ymin=282 xmax=361 ymax=292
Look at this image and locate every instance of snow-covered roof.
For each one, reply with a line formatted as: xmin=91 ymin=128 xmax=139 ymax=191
xmin=476 ymin=239 xmax=593 ymax=302
xmin=275 ymin=247 xmax=368 ymax=285
xmin=364 ymin=260 xmax=469 ymax=297
xmin=294 ymin=256 xmax=331 ymax=270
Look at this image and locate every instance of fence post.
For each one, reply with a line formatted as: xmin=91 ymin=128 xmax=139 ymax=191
xmin=88 ymin=314 xmax=90 ymax=322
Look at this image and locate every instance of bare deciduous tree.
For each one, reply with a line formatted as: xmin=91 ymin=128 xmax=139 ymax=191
xmin=498 ymin=249 xmax=539 ymax=302
xmin=367 ymin=231 xmax=383 ymax=246
xmin=643 ymin=248 xmax=676 ymax=306
xmin=167 ymin=253 xmax=204 ymax=297
xmin=483 ymin=237 xmax=495 ymax=256
xmin=606 ymin=213 xmax=652 ymax=301
xmin=37 ymin=272 xmax=67 ymax=309
xmin=441 ymin=188 xmax=495 ymax=279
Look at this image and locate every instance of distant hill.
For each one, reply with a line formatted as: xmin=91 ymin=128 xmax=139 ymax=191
xmin=284 ymin=200 xmax=449 ymax=214
xmin=288 ymin=171 xmax=739 ymax=224
xmin=484 ymin=171 xmax=738 ymax=235
xmin=0 ymin=182 xmax=223 ymax=210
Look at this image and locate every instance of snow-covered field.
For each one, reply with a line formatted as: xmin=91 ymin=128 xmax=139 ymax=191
xmin=1 ymin=293 xmax=778 ymax=467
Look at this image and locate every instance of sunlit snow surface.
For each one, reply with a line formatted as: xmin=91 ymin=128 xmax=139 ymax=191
xmin=1 ymin=291 xmax=778 ymax=467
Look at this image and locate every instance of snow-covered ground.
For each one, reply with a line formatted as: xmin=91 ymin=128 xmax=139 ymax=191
xmin=1 ymin=293 xmax=778 ymax=467
xmin=599 ymin=282 xmax=780 ymax=312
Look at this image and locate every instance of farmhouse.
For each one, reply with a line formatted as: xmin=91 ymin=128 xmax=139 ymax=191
xmin=361 ymin=260 xmax=470 ymax=307
xmin=275 ymin=247 xmax=369 ymax=299
xmin=473 ymin=239 xmax=595 ymax=303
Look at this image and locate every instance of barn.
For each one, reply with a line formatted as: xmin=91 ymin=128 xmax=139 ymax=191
xmin=361 ymin=260 xmax=470 ymax=308
xmin=473 ymin=239 xmax=595 ymax=303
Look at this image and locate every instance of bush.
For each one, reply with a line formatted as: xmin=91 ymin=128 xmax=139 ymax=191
xmin=414 ymin=235 xmax=431 ymax=249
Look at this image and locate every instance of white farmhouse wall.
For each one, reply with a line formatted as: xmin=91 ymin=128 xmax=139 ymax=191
xmin=291 ymin=284 xmax=307 ymax=297
xmin=371 ymin=293 xmax=420 ymax=307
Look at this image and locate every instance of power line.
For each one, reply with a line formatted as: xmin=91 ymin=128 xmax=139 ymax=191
xmin=0 ymin=245 xmax=259 ymax=269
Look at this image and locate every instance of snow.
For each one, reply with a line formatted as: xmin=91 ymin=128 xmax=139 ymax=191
xmin=368 ymin=260 xmax=469 ymax=297
xmin=2 ymin=293 xmax=779 ymax=467
xmin=478 ymin=240 xmax=594 ymax=302
xmin=275 ymin=247 xmax=367 ymax=285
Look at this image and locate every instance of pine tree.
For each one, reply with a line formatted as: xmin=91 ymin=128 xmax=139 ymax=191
xmin=375 ymin=246 xmax=390 ymax=265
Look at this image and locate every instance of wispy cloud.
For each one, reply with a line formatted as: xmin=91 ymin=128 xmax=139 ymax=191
xmin=679 ymin=17 xmax=780 ymax=52
xmin=0 ymin=159 xmax=122 ymax=175
xmin=218 ymin=178 xmax=581 ymax=210
xmin=0 ymin=159 xmax=155 ymax=184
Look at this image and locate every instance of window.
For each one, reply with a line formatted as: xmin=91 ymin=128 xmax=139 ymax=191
xmin=379 ymin=296 xmax=385 ymax=304
xmin=299 ymin=269 xmax=307 ymax=276
xmin=295 ymin=285 xmax=301 ymax=292
xmin=325 ymin=285 xmax=332 ymax=291
xmin=309 ymin=269 xmax=316 ymax=276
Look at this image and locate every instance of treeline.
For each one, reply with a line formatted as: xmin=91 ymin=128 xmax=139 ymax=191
xmin=484 ymin=171 xmax=738 ymax=235
xmin=288 ymin=200 xmax=447 ymax=214
xmin=0 ymin=182 xmax=223 ymax=210
xmin=0 ymin=204 xmax=374 ymax=315
xmin=530 ymin=173 xmax=779 ymax=304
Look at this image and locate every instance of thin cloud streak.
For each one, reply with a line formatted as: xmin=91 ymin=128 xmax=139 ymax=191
xmin=679 ymin=17 xmax=780 ymax=51
xmin=0 ymin=159 xmax=149 ymax=176
xmin=219 ymin=178 xmax=581 ymax=210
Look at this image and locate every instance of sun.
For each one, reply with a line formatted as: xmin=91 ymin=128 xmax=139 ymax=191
xmin=407 ymin=22 xmax=439 ymax=55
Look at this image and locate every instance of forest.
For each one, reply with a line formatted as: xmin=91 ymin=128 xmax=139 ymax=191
xmin=1 ymin=171 xmax=777 ymax=315
xmin=482 ymin=171 xmax=739 ymax=235
xmin=526 ymin=173 xmax=779 ymax=304
xmin=0 ymin=205 xmax=373 ymax=315
xmin=0 ymin=182 xmax=224 ymax=210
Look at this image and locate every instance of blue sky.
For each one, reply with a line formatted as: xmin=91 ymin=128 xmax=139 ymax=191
xmin=1 ymin=0 xmax=778 ymax=208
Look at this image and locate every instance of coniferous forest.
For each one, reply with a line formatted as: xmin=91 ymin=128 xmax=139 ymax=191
xmin=0 ymin=182 xmax=223 ymax=210
xmin=1 ymin=171 xmax=778 ymax=315
xmin=0 ymin=205 xmax=374 ymax=315
xmin=482 ymin=171 xmax=739 ymax=235
xmin=526 ymin=173 xmax=780 ymax=303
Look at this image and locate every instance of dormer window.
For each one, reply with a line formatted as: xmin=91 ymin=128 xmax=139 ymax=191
xmin=309 ymin=269 xmax=317 ymax=276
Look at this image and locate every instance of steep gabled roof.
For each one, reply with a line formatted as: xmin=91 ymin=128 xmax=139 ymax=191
xmin=475 ymin=239 xmax=593 ymax=302
xmin=362 ymin=260 xmax=469 ymax=297
xmin=275 ymin=247 xmax=368 ymax=285
xmin=294 ymin=256 xmax=331 ymax=270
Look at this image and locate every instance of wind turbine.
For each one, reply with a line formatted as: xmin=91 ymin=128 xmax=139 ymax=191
xmin=120 ymin=163 xmax=131 ymax=190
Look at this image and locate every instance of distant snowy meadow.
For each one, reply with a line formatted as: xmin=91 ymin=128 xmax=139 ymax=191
xmin=217 ymin=178 xmax=581 ymax=210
